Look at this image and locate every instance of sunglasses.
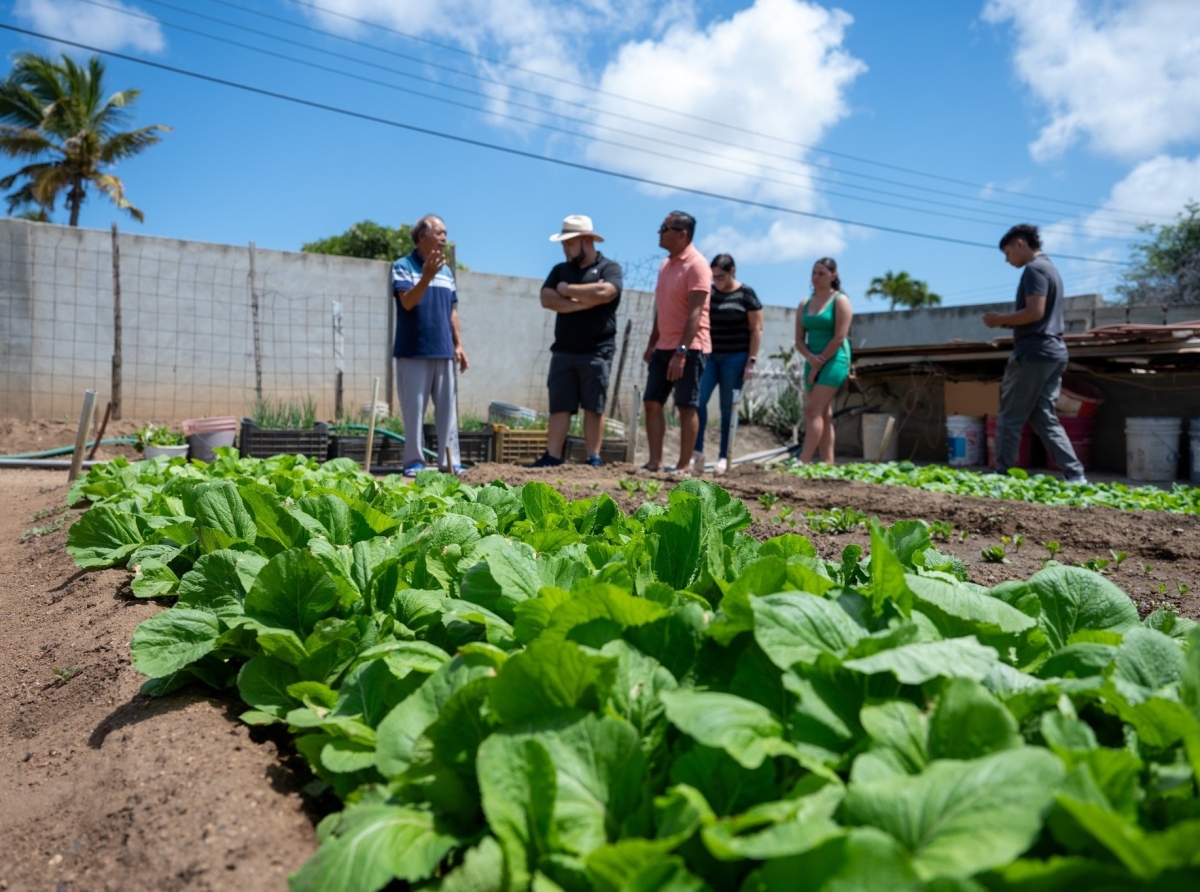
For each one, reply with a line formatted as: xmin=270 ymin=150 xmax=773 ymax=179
xmin=658 ymin=224 xmax=687 ymax=234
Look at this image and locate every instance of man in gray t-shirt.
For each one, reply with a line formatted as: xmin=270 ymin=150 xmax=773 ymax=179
xmin=983 ymin=224 xmax=1085 ymax=482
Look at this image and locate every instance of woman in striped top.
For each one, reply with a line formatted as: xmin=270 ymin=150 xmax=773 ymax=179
xmin=693 ymin=254 xmax=763 ymax=475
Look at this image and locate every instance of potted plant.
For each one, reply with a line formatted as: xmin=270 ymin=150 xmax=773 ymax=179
xmin=134 ymin=424 xmax=189 ymax=460
xmin=240 ymin=396 xmax=329 ymax=460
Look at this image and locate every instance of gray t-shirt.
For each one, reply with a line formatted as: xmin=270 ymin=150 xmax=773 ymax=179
xmin=1012 ymin=254 xmax=1067 ymax=361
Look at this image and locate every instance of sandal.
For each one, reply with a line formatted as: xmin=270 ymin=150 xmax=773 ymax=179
xmin=403 ymin=462 xmax=425 ymax=478
xmin=639 ymin=462 xmax=661 ymax=472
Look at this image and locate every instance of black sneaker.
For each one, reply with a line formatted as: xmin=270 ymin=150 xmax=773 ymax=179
xmin=529 ymin=452 xmax=563 ymax=468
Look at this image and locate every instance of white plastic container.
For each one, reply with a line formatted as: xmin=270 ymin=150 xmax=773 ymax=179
xmin=1126 ymin=416 xmax=1181 ymax=482
xmin=488 ymin=401 xmax=538 ymax=426
xmin=946 ymin=415 xmax=985 ymax=467
xmin=360 ymin=401 xmax=389 ymax=421
xmin=143 ymin=444 xmax=189 ymax=460
xmin=861 ymin=413 xmax=899 ymax=462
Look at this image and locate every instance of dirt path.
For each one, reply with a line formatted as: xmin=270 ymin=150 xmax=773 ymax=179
xmin=2 ymin=459 xmax=1198 ymax=891
xmin=0 ymin=471 xmax=316 ymax=892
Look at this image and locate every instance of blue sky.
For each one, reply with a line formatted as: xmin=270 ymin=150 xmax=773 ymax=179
xmin=4 ymin=0 xmax=1200 ymax=310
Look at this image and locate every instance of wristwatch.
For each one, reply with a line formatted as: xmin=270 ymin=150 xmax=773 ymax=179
xmin=675 ymin=344 xmax=688 ymax=356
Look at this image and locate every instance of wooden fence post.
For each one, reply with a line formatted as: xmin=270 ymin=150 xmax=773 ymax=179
xmin=110 ymin=224 xmax=122 ymax=420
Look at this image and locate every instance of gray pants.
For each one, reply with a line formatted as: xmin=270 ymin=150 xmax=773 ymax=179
xmin=995 ymin=356 xmax=1084 ymax=479
xmin=395 ymin=358 xmax=460 ymax=469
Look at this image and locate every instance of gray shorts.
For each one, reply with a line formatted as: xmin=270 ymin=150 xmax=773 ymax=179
xmin=548 ymin=350 xmax=612 ymax=415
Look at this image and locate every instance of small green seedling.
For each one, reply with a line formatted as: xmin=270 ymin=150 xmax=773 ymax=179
xmin=52 ymin=665 xmax=83 ymax=682
xmin=1175 ymin=580 xmax=1191 ymax=597
xmin=1141 ymin=562 xmax=1153 ymax=577
xmin=641 ymin=480 xmax=662 ymax=500
xmin=1081 ymin=557 xmax=1110 ymax=574
xmin=22 ymin=518 xmax=65 ymax=540
xmin=929 ymin=520 xmax=954 ymax=541
xmin=778 ymin=504 xmax=795 ymax=521
xmin=981 ymin=544 xmax=1009 ymax=564
xmin=959 ymin=529 xmax=971 ymax=541
xmin=806 ymin=507 xmax=867 ymax=533
xmin=1109 ymin=550 xmax=1128 ymax=569
xmin=1011 ymin=534 xmax=1025 ymax=552
xmin=618 ymin=478 xmax=640 ymax=497
xmin=758 ymin=493 xmax=780 ymax=510
xmin=30 ymin=504 xmax=68 ymax=523
xmin=1043 ymin=541 xmax=1062 ymax=558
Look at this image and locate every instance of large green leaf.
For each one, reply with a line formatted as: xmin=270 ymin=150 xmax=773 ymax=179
xmin=1026 ymin=566 xmax=1139 ymax=651
xmin=928 ymin=679 xmax=1023 ymax=760
xmin=521 ymin=481 xmax=569 ymax=526
xmin=646 ymin=498 xmax=703 ymax=590
xmin=843 ymin=748 xmax=1065 ymax=880
xmin=244 ymin=548 xmax=343 ymax=638
xmin=1111 ymin=628 xmax=1185 ymax=701
xmin=751 ymin=591 xmax=865 ymax=669
xmin=176 ymin=549 xmax=267 ymax=620
xmin=859 ymin=700 xmax=928 ymax=775
xmin=489 ymin=640 xmax=618 ymax=726
xmin=907 ymin=575 xmax=1037 ymax=642
xmin=660 ymin=690 xmax=792 ymax=769
xmin=194 ymin=482 xmax=257 ymax=544
xmin=477 ymin=733 xmax=558 ymax=892
xmin=459 ymin=536 xmax=541 ymax=618
xmin=1054 ymin=796 xmax=1200 ymax=880
xmin=431 ymin=836 xmax=504 ymax=892
xmin=746 ymin=827 xmax=922 ymax=891
xmin=130 ymin=557 xmax=180 ymax=599
xmin=237 ymin=656 xmax=300 ymax=721
xmin=843 ymin=637 xmax=1000 ymax=685
xmin=540 ymin=584 xmax=668 ymax=646
xmin=130 ymin=608 xmax=222 ymax=678
xmin=289 ymin=802 xmax=459 ymax=892
xmin=65 ymin=504 xmax=143 ymax=568
xmin=601 ymin=640 xmax=677 ymax=755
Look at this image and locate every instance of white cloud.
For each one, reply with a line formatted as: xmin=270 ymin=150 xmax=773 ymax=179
xmin=308 ymin=0 xmax=865 ymax=262
xmin=700 ymin=218 xmax=846 ymax=263
xmin=983 ymin=0 xmax=1200 ymax=161
xmin=15 ymin=0 xmax=165 ymax=53
xmin=1082 ymin=155 xmax=1200 ymax=238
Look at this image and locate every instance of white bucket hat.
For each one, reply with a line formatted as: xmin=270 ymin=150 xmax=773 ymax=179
xmin=549 ymin=214 xmax=604 ymax=243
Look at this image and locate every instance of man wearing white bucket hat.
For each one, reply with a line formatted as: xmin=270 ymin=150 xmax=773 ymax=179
xmin=532 ymin=215 xmax=623 ymax=468
xmin=984 ymin=223 xmax=1086 ymax=483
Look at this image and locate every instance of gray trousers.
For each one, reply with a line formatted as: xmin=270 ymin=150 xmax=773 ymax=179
xmin=395 ymin=358 xmax=460 ymax=468
xmin=995 ymin=356 xmax=1084 ymax=478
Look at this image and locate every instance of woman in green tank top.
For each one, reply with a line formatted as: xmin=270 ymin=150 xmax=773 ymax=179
xmin=795 ymin=257 xmax=853 ymax=464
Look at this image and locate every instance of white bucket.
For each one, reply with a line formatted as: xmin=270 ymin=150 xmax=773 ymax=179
xmin=1126 ymin=416 xmax=1181 ymax=481
xmin=861 ymin=413 xmax=899 ymax=462
xmin=946 ymin=415 xmax=985 ymax=467
xmin=360 ymin=401 xmax=389 ymax=421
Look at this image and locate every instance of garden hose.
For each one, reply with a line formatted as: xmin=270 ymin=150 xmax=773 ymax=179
xmin=0 ymin=437 xmax=137 ymax=459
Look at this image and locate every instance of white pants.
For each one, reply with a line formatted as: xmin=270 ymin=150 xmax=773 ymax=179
xmin=395 ymin=358 xmax=460 ymax=468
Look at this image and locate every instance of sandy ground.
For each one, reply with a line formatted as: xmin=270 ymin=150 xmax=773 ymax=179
xmin=2 ymin=457 xmax=1199 ymax=890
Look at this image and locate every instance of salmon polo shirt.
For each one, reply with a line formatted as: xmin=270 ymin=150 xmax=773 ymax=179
xmin=654 ymin=243 xmax=713 ymax=353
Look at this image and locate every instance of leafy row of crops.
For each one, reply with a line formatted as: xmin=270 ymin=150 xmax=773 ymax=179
xmin=787 ymin=460 xmax=1200 ymax=514
xmin=65 ymin=454 xmax=1200 ymax=890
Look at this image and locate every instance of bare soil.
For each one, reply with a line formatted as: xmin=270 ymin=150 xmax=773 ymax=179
xmin=2 ymin=456 xmax=1198 ymax=889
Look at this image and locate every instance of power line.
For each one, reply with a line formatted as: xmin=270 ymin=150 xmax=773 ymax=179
xmin=69 ymin=0 xmax=1152 ymax=239
xmin=274 ymin=0 xmax=1179 ymax=225
xmin=0 ymin=22 xmax=1131 ymax=265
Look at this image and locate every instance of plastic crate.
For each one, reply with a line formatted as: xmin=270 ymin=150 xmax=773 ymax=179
xmin=327 ymin=433 xmax=405 ymax=468
xmin=493 ymin=425 xmax=549 ymax=464
xmin=239 ymin=419 xmax=329 ymax=461
xmin=423 ymin=424 xmax=494 ymax=465
xmin=563 ymin=435 xmax=629 ymax=464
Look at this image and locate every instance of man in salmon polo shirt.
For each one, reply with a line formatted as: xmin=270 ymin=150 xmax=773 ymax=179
xmin=642 ymin=210 xmax=712 ymax=474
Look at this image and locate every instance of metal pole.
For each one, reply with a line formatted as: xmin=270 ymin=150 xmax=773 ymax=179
xmin=727 ymin=388 xmax=742 ymax=463
xmin=249 ymin=241 xmax=263 ymax=400
xmin=385 ymin=269 xmax=395 ymax=411
xmin=68 ymin=390 xmax=98 ymax=482
xmin=110 ymin=224 xmax=122 ymax=420
xmin=363 ymin=376 xmax=380 ymax=475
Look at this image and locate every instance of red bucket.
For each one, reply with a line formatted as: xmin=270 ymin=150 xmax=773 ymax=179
xmin=1056 ymin=376 xmax=1104 ymax=419
xmin=1046 ymin=415 xmax=1095 ymax=471
xmin=986 ymin=415 xmax=1034 ymax=469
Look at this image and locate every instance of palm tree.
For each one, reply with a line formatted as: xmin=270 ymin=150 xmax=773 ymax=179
xmin=866 ymin=270 xmax=942 ymax=310
xmin=0 ymin=53 xmax=169 ymax=225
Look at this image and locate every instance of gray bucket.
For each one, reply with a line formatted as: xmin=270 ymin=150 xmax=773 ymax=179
xmin=488 ymin=401 xmax=538 ymax=426
xmin=187 ymin=430 xmax=237 ymax=463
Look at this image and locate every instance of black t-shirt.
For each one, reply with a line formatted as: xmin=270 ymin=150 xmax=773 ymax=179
xmin=709 ymin=285 xmax=763 ymax=354
xmin=1013 ymin=254 xmax=1067 ymax=362
xmin=543 ymin=252 xmax=624 ymax=354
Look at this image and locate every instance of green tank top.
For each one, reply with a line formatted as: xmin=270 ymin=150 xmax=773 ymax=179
xmin=803 ymin=292 xmax=849 ymax=358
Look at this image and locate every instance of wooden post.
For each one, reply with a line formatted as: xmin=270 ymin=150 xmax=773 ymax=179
xmin=249 ymin=241 xmax=263 ymax=400
xmin=626 ymin=385 xmax=641 ymax=464
xmin=363 ymin=376 xmax=380 ymax=475
xmin=607 ymin=319 xmax=632 ymax=421
xmin=68 ymin=390 xmax=98 ymax=482
xmin=110 ymin=224 xmax=122 ymax=420
xmin=332 ymin=301 xmax=344 ymax=419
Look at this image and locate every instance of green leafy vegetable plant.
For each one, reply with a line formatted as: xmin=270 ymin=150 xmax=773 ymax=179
xmin=59 ymin=457 xmax=1200 ymax=891
xmin=133 ymin=424 xmax=184 ymax=452
xmin=805 ymin=507 xmax=866 ymax=533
